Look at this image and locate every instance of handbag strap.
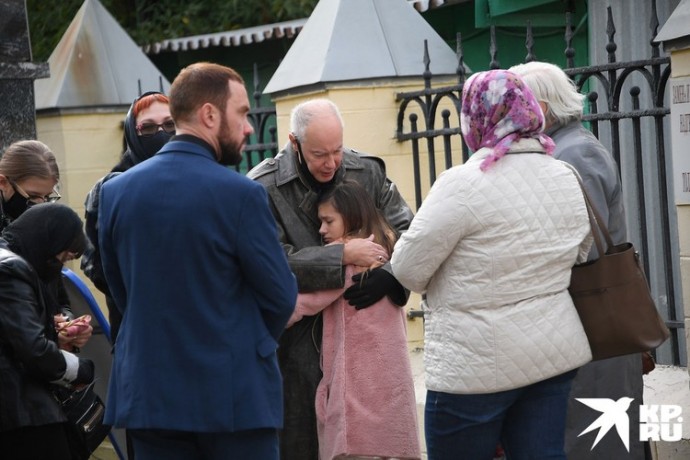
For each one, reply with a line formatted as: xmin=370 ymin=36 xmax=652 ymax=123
xmin=567 ymin=166 xmax=615 ymax=256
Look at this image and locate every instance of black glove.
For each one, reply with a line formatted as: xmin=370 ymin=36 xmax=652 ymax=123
xmin=343 ymin=267 xmax=406 ymax=310
xmin=74 ymin=358 xmax=95 ymax=385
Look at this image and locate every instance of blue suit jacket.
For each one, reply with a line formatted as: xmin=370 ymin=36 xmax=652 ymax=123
xmin=98 ymin=139 xmax=297 ymax=431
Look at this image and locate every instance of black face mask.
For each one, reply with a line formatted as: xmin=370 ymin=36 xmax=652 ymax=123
xmin=36 ymin=257 xmax=64 ymax=282
xmin=2 ymin=189 xmax=30 ymax=220
xmin=139 ymin=131 xmax=173 ymax=159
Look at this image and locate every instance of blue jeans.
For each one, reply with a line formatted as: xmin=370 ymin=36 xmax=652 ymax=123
xmin=425 ymin=369 xmax=578 ymax=460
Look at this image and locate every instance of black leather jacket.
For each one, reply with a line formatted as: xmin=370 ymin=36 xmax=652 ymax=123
xmin=248 ymin=143 xmax=414 ymax=292
xmin=0 ymin=241 xmax=68 ymax=431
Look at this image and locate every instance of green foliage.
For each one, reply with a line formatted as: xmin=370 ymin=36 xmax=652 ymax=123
xmin=26 ymin=0 xmax=92 ymax=61
xmin=26 ymin=0 xmax=318 ymax=61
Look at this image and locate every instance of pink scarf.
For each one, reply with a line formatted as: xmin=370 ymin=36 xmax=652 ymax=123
xmin=460 ymin=69 xmax=555 ymax=171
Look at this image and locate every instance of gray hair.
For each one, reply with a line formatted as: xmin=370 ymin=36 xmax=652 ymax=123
xmin=509 ymin=61 xmax=584 ymax=127
xmin=290 ymin=99 xmax=344 ymax=142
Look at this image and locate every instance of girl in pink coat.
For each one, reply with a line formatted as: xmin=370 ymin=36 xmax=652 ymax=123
xmin=288 ymin=180 xmax=420 ymax=460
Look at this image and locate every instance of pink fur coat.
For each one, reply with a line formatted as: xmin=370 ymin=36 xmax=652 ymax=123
xmin=289 ymin=265 xmax=420 ymax=460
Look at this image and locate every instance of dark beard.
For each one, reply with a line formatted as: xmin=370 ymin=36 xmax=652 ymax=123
xmin=218 ymin=122 xmax=242 ymax=166
xmin=216 ymin=111 xmax=244 ymax=166
xmin=218 ymin=142 xmax=243 ymax=166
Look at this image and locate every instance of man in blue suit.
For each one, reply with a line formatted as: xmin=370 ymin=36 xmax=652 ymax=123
xmin=98 ymin=62 xmax=298 ymax=460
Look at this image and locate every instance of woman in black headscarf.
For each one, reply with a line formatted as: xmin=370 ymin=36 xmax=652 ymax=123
xmin=0 ymin=204 xmax=95 ymax=460
xmin=81 ymin=91 xmax=174 ymax=342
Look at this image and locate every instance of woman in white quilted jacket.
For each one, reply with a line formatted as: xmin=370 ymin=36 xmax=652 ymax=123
xmin=391 ymin=69 xmax=593 ymax=460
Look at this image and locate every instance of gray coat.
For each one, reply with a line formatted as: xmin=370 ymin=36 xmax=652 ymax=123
xmin=551 ymin=121 xmax=626 ymax=257
xmin=551 ymin=121 xmax=645 ymax=460
xmin=247 ymin=144 xmax=413 ymax=460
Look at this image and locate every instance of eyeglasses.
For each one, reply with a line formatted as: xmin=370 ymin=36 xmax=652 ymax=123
xmin=10 ymin=180 xmax=61 ymax=206
xmin=136 ymin=120 xmax=176 ymax=136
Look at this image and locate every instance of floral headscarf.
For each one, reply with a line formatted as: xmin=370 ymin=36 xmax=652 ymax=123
xmin=460 ymin=69 xmax=555 ymax=171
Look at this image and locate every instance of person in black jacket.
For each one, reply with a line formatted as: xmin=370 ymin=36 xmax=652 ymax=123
xmin=0 ymin=139 xmax=92 ymax=353
xmin=0 ymin=203 xmax=95 ymax=460
xmin=81 ymin=91 xmax=174 ymax=343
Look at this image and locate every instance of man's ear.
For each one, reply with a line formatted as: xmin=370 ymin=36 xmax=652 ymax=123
xmin=199 ymin=103 xmax=218 ymax=129
xmin=288 ymin=132 xmax=298 ymax=150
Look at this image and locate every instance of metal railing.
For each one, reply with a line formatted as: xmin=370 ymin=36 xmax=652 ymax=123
xmin=394 ymin=2 xmax=685 ymax=365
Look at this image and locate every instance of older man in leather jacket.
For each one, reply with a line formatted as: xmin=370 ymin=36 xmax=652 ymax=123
xmin=247 ymin=98 xmax=413 ymax=460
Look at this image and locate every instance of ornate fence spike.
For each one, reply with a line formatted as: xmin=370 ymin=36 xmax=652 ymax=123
xmin=565 ymin=12 xmax=575 ymax=68
xmin=489 ymin=25 xmax=499 ymax=70
xmin=525 ymin=21 xmax=536 ymax=63
xmin=423 ymin=39 xmax=432 ymax=90
xmin=456 ymin=32 xmax=466 ymax=84
xmin=606 ymin=6 xmax=617 ymax=63
xmin=252 ymin=63 xmax=262 ymax=106
xmin=650 ymin=0 xmax=660 ymax=59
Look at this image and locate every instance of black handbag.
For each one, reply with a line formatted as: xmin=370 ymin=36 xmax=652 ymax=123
xmin=53 ymin=381 xmax=111 ymax=460
xmin=569 ymin=176 xmax=670 ymax=361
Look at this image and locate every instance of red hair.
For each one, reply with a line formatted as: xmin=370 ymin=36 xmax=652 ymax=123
xmin=132 ymin=93 xmax=170 ymax=118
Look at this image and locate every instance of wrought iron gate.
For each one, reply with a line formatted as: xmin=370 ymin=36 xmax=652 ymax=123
xmin=395 ymin=4 xmax=685 ymax=365
xmin=238 ymin=64 xmax=279 ymax=174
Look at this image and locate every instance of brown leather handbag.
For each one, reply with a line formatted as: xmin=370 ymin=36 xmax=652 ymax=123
xmin=569 ymin=177 xmax=670 ymax=361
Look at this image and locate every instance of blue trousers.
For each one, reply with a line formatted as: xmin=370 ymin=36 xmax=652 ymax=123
xmin=425 ymin=369 xmax=578 ymax=460
xmin=129 ymin=428 xmax=279 ymax=460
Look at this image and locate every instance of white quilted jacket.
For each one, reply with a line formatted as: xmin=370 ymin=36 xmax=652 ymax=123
xmin=391 ymin=139 xmax=593 ymax=394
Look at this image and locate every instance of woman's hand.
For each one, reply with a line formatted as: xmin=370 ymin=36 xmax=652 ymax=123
xmin=55 ymin=314 xmax=93 ymax=351
xmin=54 ymin=314 xmax=72 ymax=350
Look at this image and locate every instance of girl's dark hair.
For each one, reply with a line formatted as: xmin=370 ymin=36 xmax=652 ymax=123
xmin=318 ymin=180 xmax=396 ymax=255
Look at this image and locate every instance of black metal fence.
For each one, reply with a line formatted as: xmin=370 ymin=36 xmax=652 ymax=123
xmin=237 ymin=64 xmax=279 ymax=174
xmin=395 ymin=4 xmax=685 ymax=365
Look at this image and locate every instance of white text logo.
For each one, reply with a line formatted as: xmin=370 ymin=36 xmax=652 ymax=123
xmin=640 ymin=404 xmax=683 ymax=442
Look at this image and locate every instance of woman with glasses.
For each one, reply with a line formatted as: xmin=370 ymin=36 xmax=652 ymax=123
xmin=119 ymin=90 xmax=176 ymax=169
xmin=0 ymin=139 xmax=61 ymax=230
xmin=0 ymin=139 xmax=93 ymax=355
xmin=82 ymin=91 xmax=175 ymax=344
xmin=80 ymin=91 xmax=173 ymax=459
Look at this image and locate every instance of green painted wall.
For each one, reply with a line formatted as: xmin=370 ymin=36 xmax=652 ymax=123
xmin=420 ymin=0 xmax=589 ymax=73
